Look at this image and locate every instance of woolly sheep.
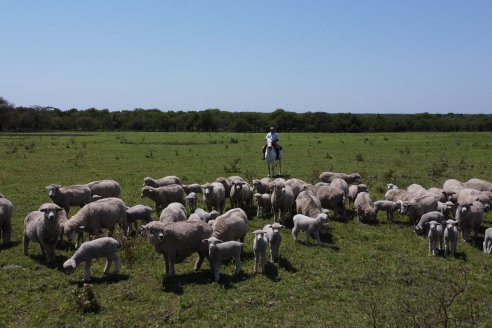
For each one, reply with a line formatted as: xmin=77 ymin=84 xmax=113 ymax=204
xmin=319 ymin=171 xmax=361 ymax=184
xmin=399 ymin=195 xmax=438 ymax=226
xmin=201 ymin=182 xmax=226 ymax=214
xmin=0 ymin=197 xmax=13 ymax=245
xmin=252 ymin=177 xmax=272 ymax=194
xmin=182 ymin=183 xmax=203 ymax=194
xmin=230 ymin=180 xmax=252 ymax=209
xmin=271 ymin=180 xmax=295 ymax=223
xmin=483 ymin=228 xmax=492 ymax=254
xmin=414 ymin=211 xmax=445 ymax=236
xmin=436 ymin=201 xmax=455 ymax=218
xmin=428 ymin=187 xmax=446 ymax=202
xmin=347 ymin=185 xmax=359 ymax=206
xmin=373 ymin=200 xmax=399 ymax=222
xmin=23 ymin=203 xmax=64 ymax=263
xmin=406 ymin=184 xmax=433 ymax=198
xmin=463 ymin=178 xmax=492 ymax=192
xmin=455 ymin=201 xmax=484 ymax=242
xmin=252 ymin=230 xmax=268 ymax=274
xmin=216 ymin=176 xmax=244 ymax=204
xmin=285 ymin=178 xmax=309 ymax=201
xmin=315 ymin=184 xmax=346 ymax=221
xmin=188 ymin=208 xmax=220 ymax=223
xmin=254 ymin=193 xmax=272 ymax=218
xmin=263 ymin=223 xmax=284 ymax=263
xmin=212 ymin=208 xmax=248 ymax=243
xmin=63 ymin=237 xmax=121 ymax=282
xmin=159 ymin=202 xmax=187 ymax=225
xmin=202 ymin=237 xmax=243 ymax=282
xmin=141 ymin=184 xmax=186 ymax=213
xmin=426 ymin=220 xmax=443 ymax=256
xmin=443 ymin=220 xmax=458 ymax=257
xmin=64 ymin=197 xmax=128 ymax=248
xmin=457 ymin=188 xmax=491 ymax=209
xmin=142 ymin=176 xmax=182 ymax=188
xmin=354 ymin=192 xmax=376 ymax=222
xmin=330 ymin=178 xmax=349 ymax=203
xmin=186 ymin=192 xmax=197 ymax=213
xmin=442 ymin=179 xmax=465 ymax=203
xmin=142 ymin=220 xmax=213 ymax=277
xmin=47 ymin=184 xmax=92 ymax=215
xmin=296 ymin=190 xmax=324 ymax=218
xmin=292 ymin=213 xmax=328 ymax=246
xmin=126 ymin=204 xmax=153 ymax=233
xmin=86 ymin=179 xmax=121 ymax=199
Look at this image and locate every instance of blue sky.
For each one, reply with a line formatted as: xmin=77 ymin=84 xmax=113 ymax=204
xmin=1 ymin=1 xmax=491 ymax=114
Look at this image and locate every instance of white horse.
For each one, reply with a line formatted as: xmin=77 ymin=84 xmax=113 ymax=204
xmin=265 ymin=139 xmax=283 ymax=177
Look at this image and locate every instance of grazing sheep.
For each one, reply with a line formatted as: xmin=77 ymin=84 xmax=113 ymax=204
xmin=426 ymin=220 xmax=444 ymax=256
xmin=63 ymin=237 xmax=121 ymax=282
xmin=315 ymin=184 xmax=346 ymax=221
xmin=463 ymin=178 xmax=492 ymax=192
xmin=319 ymin=171 xmax=361 ymax=184
xmin=252 ymin=177 xmax=272 ymax=194
xmin=483 ymin=228 xmax=492 ymax=254
xmin=271 ymin=180 xmax=295 ymax=223
xmin=182 ymin=183 xmax=203 ymax=194
xmin=86 ymin=179 xmax=121 ymax=199
xmin=252 ymin=230 xmax=268 ymax=274
xmin=455 ymin=201 xmax=484 ymax=242
xmin=442 ymin=179 xmax=465 ymax=203
xmin=414 ymin=211 xmax=446 ymax=236
xmin=188 ymin=208 xmax=220 ymax=223
xmin=263 ymin=223 xmax=284 ymax=262
xmin=285 ymin=178 xmax=309 ymax=201
xmin=443 ymin=220 xmax=458 ymax=257
xmin=126 ymin=204 xmax=153 ymax=233
xmin=399 ymin=195 xmax=438 ymax=226
xmin=46 ymin=184 xmax=92 ymax=215
xmin=347 ymin=185 xmax=359 ymax=207
xmin=254 ymin=193 xmax=272 ymax=218
xmin=0 ymin=197 xmax=13 ymax=245
xmin=354 ymin=192 xmax=376 ymax=222
xmin=141 ymin=184 xmax=186 ymax=213
xmin=142 ymin=176 xmax=182 ymax=188
xmin=203 ymin=237 xmax=243 ymax=282
xmin=330 ymin=178 xmax=349 ymax=203
xmin=457 ymin=188 xmax=491 ymax=209
xmin=212 ymin=208 xmax=248 ymax=243
xmin=142 ymin=220 xmax=212 ymax=277
xmin=159 ymin=202 xmax=187 ymax=225
xmin=296 ymin=190 xmax=324 ymax=218
xmin=407 ymin=184 xmax=433 ymax=198
xmin=373 ymin=200 xmax=399 ymax=222
xmin=202 ymin=182 xmax=226 ymax=214
xmin=64 ymin=197 xmax=128 ymax=248
xmin=186 ymin=192 xmax=197 ymax=213
xmin=292 ymin=213 xmax=328 ymax=246
xmin=230 ymin=180 xmax=252 ymax=209
xmin=23 ymin=203 xmax=64 ymax=263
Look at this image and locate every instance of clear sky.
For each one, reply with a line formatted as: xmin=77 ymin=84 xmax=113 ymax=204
xmin=1 ymin=1 xmax=491 ymax=114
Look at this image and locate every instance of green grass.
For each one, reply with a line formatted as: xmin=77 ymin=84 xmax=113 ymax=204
xmin=0 ymin=132 xmax=491 ymax=327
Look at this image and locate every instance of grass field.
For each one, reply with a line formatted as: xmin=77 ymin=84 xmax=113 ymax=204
xmin=0 ymin=132 xmax=491 ymax=327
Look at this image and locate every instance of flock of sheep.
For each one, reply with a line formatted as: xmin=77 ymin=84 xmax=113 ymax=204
xmin=0 ymin=172 xmax=491 ymax=283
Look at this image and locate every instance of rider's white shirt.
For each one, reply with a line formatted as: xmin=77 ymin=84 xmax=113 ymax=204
xmin=266 ymin=132 xmax=279 ymax=143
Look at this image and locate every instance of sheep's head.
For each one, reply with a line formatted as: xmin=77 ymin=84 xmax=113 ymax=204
xmin=316 ymin=213 xmax=329 ymax=223
xmin=63 ymin=259 xmax=77 ymax=274
xmin=141 ymin=186 xmax=154 ymax=198
xmin=142 ymin=177 xmax=156 ymax=187
xmin=202 ymin=237 xmax=223 ymax=251
xmin=252 ymin=230 xmax=267 ymax=240
xmin=46 ymin=184 xmax=62 ymax=199
xmin=39 ymin=203 xmax=62 ymax=221
xmin=444 ymin=220 xmax=458 ymax=230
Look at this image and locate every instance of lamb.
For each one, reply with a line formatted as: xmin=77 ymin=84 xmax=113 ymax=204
xmin=142 ymin=176 xmax=182 ymax=188
xmin=373 ymin=200 xmax=399 ymax=222
xmin=483 ymin=228 xmax=492 ymax=254
xmin=159 ymin=202 xmax=187 ymax=225
xmin=202 ymin=237 xmax=243 ymax=282
xmin=319 ymin=171 xmax=361 ymax=184
xmin=263 ymin=223 xmax=284 ymax=262
xmin=399 ymin=195 xmax=438 ymax=226
xmin=63 ymin=237 xmax=121 ymax=282
xmin=285 ymin=178 xmax=309 ymax=201
xmin=141 ymin=184 xmax=186 ymax=213
xmin=201 ymin=182 xmax=226 ymax=214
xmin=46 ymin=184 xmax=92 ymax=215
xmin=142 ymin=220 xmax=212 ymax=277
xmin=186 ymin=192 xmax=197 ymax=213
xmin=230 ymin=180 xmax=252 ymax=209
xmin=426 ymin=220 xmax=444 ymax=256
xmin=252 ymin=230 xmax=268 ymax=274
xmin=271 ymin=180 xmax=295 ymax=223
xmin=254 ymin=193 xmax=272 ymax=218
xmin=86 ymin=179 xmax=121 ymax=199
xmin=182 ymin=183 xmax=203 ymax=194
xmin=354 ymin=192 xmax=376 ymax=222
xmin=23 ymin=203 xmax=64 ymax=263
xmin=0 ymin=197 xmax=13 ymax=245
xmin=315 ymin=184 xmax=346 ymax=221
xmin=463 ymin=178 xmax=492 ymax=192
xmin=125 ymin=204 xmax=153 ymax=233
xmin=414 ymin=211 xmax=446 ymax=236
xmin=64 ymin=197 xmax=128 ymax=248
xmin=455 ymin=201 xmax=484 ymax=242
xmin=292 ymin=213 xmax=328 ymax=245
xmin=187 ymin=208 xmax=220 ymax=223
xmin=212 ymin=208 xmax=248 ymax=243
xmin=252 ymin=177 xmax=272 ymax=194
xmin=443 ymin=220 xmax=458 ymax=257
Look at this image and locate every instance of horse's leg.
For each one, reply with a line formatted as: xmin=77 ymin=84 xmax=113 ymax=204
xmin=278 ymin=159 xmax=282 ymax=175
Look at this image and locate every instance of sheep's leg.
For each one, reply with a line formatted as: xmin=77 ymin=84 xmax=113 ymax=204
xmin=163 ymin=254 xmax=170 ymax=277
xmin=23 ymin=234 xmax=30 ymax=256
xmin=104 ymin=258 xmax=112 ymax=273
xmin=291 ymin=226 xmax=298 ymax=241
xmin=314 ymin=231 xmax=322 ymax=246
xmin=84 ymin=261 xmax=92 ymax=281
xmin=261 ymin=250 xmax=266 ymax=273
xmin=194 ymin=253 xmax=204 ymax=271
xmin=253 ymin=253 xmax=258 ymax=273
xmin=234 ymin=256 xmax=241 ymax=275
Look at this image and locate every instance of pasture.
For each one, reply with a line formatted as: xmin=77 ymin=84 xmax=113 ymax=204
xmin=0 ymin=131 xmax=491 ymax=327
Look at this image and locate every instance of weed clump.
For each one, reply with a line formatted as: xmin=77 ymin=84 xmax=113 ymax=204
xmin=73 ymin=284 xmax=100 ymax=314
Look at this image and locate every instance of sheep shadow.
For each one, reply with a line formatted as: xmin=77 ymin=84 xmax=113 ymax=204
xmin=161 ymin=269 xmax=216 ymax=295
xmin=29 ymin=254 xmax=69 ymax=272
xmin=277 ymin=257 xmax=297 ymax=273
xmin=0 ymin=240 xmax=21 ymax=251
xmin=69 ymin=273 xmax=130 ymax=286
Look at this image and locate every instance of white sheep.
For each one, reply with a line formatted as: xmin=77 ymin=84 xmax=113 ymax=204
xmin=426 ymin=220 xmax=443 ymax=256
xmin=0 ymin=197 xmax=13 ymax=245
xmin=201 ymin=182 xmax=226 ymax=214
xmin=373 ymin=200 xmax=399 ymax=222
xmin=443 ymin=220 xmax=458 ymax=257
xmin=186 ymin=192 xmax=197 ymax=213
xmin=292 ymin=213 xmax=328 ymax=246
xmin=230 ymin=180 xmax=252 ymax=209
xmin=399 ymin=195 xmax=438 ymax=226
xmin=142 ymin=176 xmax=182 ymax=188
xmin=254 ymin=193 xmax=272 ymax=218
xmin=202 ymin=236 xmax=243 ymax=282
xmin=23 ymin=203 xmax=64 ymax=263
xmin=319 ymin=171 xmax=361 ymax=184
xmin=212 ymin=208 xmax=248 ymax=243
xmin=187 ymin=208 xmax=220 ymax=223
xmin=63 ymin=237 xmax=121 ymax=282
xmin=415 ymin=211 xmax=446 ymax=236
xmin=159 ymin=202 xmax=187 ymax=225
xmin=285 ymin=178 xmax=310 ymax=201
xmin=46 ymin=184 xmax=92 ymax=215
xmin=263 ymin=223 xmax=284 ymax=263
xmin=141 ymin=184 xmax=186 ymax=214
xmin=252 ymin=230 xmax=268 ymax=274
xmin=86 ymin=179 xmax=121 ymax=199
xmin=354 ymin=192 xmax=376 ymax=222
xmin=315 ymin=184 xmax=346 ymax=221
xmin=455 ymin=201 xmax=484 ymax=242
xmin=125 ymin=204 xmax=153 ymax=233
xmin=271 ymin=180 xmax=295 ymax=224
xmin=182 ymin=183 xmax=203 ymax=194
xmin=483 ymin=228 xmax=492 ymax=254
xmin=463 ymin=178 xmax=492 ymax=192
xmin=252 ymin=177 xmax=272 ymax=194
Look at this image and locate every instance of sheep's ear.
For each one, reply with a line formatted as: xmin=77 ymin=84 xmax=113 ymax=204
xmin=78 ymin=225 xmax=85 ymax=231
xmin=202 ymin=239 xmax=209 ymax=245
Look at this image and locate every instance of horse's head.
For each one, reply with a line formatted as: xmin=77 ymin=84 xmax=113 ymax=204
xmin=266 ymin=139 xmax=273 ymax=149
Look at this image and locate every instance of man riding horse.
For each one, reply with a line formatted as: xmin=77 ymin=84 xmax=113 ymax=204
xmin=262 ymin=127 xmax=282 ymax=160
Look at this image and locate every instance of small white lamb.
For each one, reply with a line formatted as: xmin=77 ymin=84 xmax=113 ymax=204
xmin=252 ymin=230 xmax=268 ymax=274
xmin=186 ymin=192 xmax=197 ymax=213
xmin=292 ymin=213 xmax=328 ymax=246
xmin=203 ymin=236 xmax=243 ymax=282
xmin=443 ymin=219 xmax=458 ymax=257
xmin=63 ymin=237 xmax=121 ymax=282
xmin=483 ymin=228 xmax=492 ymax=254
xmin=426 ymin=220 xmax=443 ymax=256
xmin=263 ymin=223 xmax=284 ymax=263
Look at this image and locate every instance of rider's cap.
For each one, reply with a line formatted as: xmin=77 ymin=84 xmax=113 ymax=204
xmin=269 ymin=126 xmax=275 ymax=131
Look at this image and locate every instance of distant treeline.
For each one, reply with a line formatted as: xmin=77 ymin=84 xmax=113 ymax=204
xmin=1 ymin=97 xmax=491 ymax=133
